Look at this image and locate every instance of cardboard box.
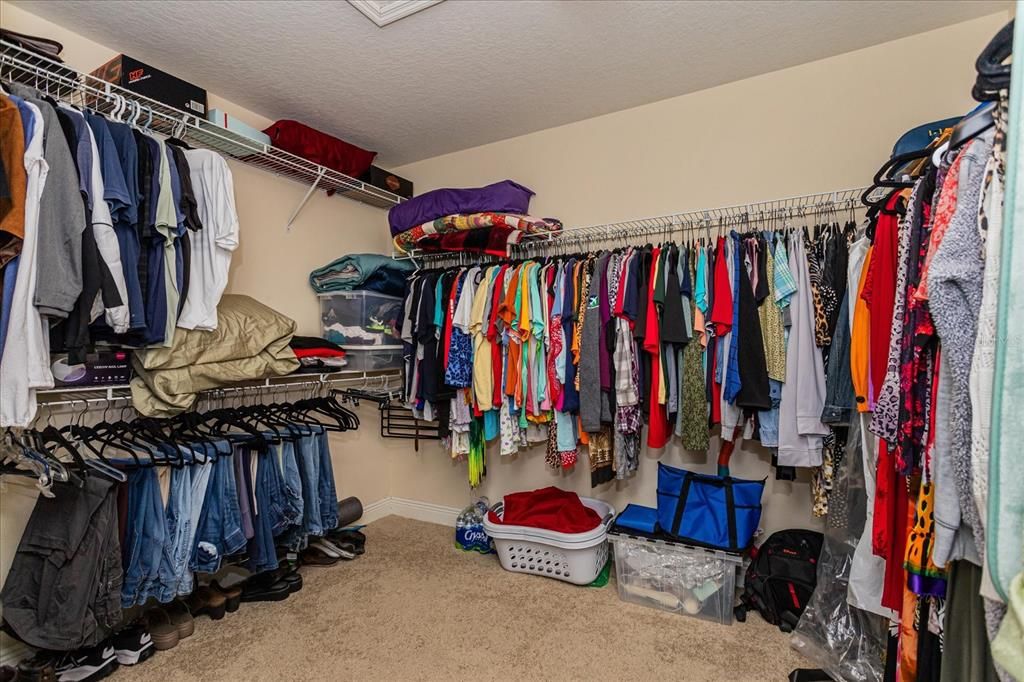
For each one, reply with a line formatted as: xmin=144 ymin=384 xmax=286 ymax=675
xmin=207 ymin=108 xmax=271 ymax=146
xmin=361 ymin=165 xmax=414 ymax=198
xmin=51 ymin=351 xmax=132 ymax=387
xmin=91 ymin=54 xmax=207 ymax=116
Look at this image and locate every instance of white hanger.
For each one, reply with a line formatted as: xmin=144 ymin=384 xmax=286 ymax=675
xmin=931 ymin=139 xmax=950 ymax=167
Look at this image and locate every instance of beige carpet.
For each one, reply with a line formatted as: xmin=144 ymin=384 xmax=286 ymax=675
xmin=120 ymin=515 xmax=806 ymax=681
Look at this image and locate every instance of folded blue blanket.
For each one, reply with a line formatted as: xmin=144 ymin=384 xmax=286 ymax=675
xmin=309 ymin=253 xmax=415 ymax=296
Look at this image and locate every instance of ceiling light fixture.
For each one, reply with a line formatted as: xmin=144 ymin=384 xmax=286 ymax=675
xmin=347 ymin=0 xmax=445 ymax=27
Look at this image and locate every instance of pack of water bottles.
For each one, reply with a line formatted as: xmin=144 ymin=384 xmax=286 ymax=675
xmin=455 ymin=498 xmax=494 ymax=554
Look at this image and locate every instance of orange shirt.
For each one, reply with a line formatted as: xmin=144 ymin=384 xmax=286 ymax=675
xmin=0 ymin=96 xmax=27 ymax=267
xmin=850 ymin=245 xmax=873 ymax=413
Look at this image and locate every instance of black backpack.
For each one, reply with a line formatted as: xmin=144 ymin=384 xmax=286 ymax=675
xmin=735 ymin=529 xmax=823 ymax=632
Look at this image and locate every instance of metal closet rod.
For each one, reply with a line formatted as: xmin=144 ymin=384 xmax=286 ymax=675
xmin=401 ymin=186 xmax=867 ymax=268
xmin=35 ymin=372 xmax=402 ymax=410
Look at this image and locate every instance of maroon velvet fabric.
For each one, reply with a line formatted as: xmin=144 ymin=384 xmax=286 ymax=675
xmin=263 ymin=119 xmax=377 ymax=179
xmin=488 ymin=486 xmax=601 ymax=534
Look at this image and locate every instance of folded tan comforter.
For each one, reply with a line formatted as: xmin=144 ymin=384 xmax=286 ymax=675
xmin=131 ymin=295 xmax=300 ymax=416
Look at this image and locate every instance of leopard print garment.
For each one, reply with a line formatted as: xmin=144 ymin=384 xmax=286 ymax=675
xmin=804 ymin=230 xmax=831 ymax=349
xmin=870 ymin=182 xmax=921 ymax=444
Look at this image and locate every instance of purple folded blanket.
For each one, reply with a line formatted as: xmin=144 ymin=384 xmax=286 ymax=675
xmin=388 ymin=179 xmax=534 ymax=236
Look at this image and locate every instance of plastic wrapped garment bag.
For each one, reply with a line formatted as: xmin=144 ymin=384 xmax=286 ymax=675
xmin=790 ymin=418 xmax=889 ymax=681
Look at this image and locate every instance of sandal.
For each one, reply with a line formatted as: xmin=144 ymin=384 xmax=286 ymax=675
xmin=239 ymin=573 xmax=291 ymax=603
xmin=312 ymin=539 xmax=356 ymax=560
xmin=210 ymin=581 xmax=243 ymax=613
xmin=163 ymin=599 xmax=195 ymax=639
xmin=186 ymin=585 xmax=228 ymax=620
xmin=143 ymin=608 xmax=180 ymax=651
xmin=299 ymin=545 xmax=339 ymax=566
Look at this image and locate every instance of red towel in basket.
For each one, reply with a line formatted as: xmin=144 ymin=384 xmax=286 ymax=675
xmin=488 ymin=487 xmax=601 ymax=534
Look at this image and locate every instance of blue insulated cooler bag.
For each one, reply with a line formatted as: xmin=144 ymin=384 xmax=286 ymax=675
xmin=656 ymin=463 xmax=765 ymax=552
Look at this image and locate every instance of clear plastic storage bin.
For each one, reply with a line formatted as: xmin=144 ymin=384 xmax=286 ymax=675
xmin=342 ymin=347 xmax=403 ymax=372
xmin=608 ymin=528 xmax=743 ymax=625
xmin=319 ymin=291 xmax=404 ymax=347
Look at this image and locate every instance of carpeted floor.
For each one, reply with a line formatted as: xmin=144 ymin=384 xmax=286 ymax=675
xmin=121 ymin=515 xmax=806 ymax=681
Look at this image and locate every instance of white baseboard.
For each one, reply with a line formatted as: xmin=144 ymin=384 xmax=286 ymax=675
xmin=359 ymin=496 xmax=460 ymax=527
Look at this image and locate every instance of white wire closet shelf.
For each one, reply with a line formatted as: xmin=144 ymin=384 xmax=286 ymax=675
xmin=35 ymin=368 xmax=404 ymax=410
xmin=394 ymin=186 xmax=869 ymax=268
xmin=0 ymin=40 xmax=405 ymax=212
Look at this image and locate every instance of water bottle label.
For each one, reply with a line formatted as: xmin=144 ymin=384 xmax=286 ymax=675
xmin=456 ymin=524 xmax=494 ymax=554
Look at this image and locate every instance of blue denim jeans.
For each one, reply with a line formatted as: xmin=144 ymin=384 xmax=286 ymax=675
xmin=193 ymin=441 xmax=245 ymax=574
xmin=121 ymin=467 xmax=175 ymax=608
xmin=294 ymin=427 xmax=324 ymax=538
xmin=162 ymin=462 xmax=193 ymax=602
xmin=316 ymin=430 xmax=339 ymax=531
xmin=279 ymin=430 xmax=305 ymax=529
xmin=177 ymin=448 xmax=214 ymax=595
xmin=246 ymin=447 xmax=280 ymax=574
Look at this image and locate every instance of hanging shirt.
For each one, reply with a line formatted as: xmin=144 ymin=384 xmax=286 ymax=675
xmin=0 ymin=99 xmax=49 ymax=427
xmin=82 ymin=117 xmax=130 ymax=333
xmin=177 ymin=149 xmax=239 ymax=331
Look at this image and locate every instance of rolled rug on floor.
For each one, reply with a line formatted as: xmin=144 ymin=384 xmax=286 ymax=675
xmin=337 ymin=497 xmax=363 ymax=528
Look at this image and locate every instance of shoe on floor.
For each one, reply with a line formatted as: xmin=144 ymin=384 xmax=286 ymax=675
xmin=299 ymin=545 xmax=339 ymax=566
xmin=143 ymin=608 xmax=180 ymax=651
xmin=210 ymin=581 xmax=243 ymax=613
xmin=53 ymin=642 xmax=118 ymax=682
xmin=162 ymin=600 xmax=195 ymax=638
xmin=112 ymin=623 xmax=154 ymax=666
xmin=311 ymin=538 xmax=356 ymax=560
xmin=186 ymin=586 xmax=228 ymax=620
xmin=240 ymin=574 xmax=291 ymax=603
xmin=14 ymin=655 xmax=56 ymax=682
xmin=273 ymin=569 xmax=303 ymax=594
xmin=326 ymin=528 xmax=366 ymax=554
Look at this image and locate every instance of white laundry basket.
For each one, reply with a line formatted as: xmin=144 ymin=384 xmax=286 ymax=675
xmin=482 ymin=497 xmax=615 ymax=586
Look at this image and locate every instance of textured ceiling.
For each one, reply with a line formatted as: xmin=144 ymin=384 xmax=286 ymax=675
xmin=12 ymin=0 xmax=1006 ymax=165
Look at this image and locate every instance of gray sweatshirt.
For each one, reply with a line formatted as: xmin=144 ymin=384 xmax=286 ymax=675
xmin=928 ymin=131 xmax=993 ymax=566
xmin=9 ymin=84 xmax=85 ymax=319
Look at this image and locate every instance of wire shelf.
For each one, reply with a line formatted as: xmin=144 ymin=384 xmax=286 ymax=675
xmin=393 ymin=186 xmax=868 ymax=268
xmin=0 ymin=40 xmax=405 ymax=211
xmin=35 ymin=369 xmax=403 ymax=409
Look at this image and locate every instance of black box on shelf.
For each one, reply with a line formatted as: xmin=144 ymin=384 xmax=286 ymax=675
xmin=361 ymin=165 xmax=414 ymax=199
xmin=51 ymin=351 xmax=133 ymax=387
xmin=90 ymin=54 xmax=207 ymax=116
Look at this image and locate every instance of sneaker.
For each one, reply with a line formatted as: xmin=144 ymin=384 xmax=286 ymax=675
xmin=112 ymin=624 xmax=155 ymax=666
xmin=53 ymin=642 xmax=118 ymax=682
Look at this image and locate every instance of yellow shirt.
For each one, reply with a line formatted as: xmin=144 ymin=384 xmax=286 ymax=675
xmin=470 ymin=267 xmax=495 ymax=410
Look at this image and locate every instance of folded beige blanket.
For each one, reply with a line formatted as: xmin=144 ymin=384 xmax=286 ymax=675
xmin=131 ymin=295 xmax=300 ymax=416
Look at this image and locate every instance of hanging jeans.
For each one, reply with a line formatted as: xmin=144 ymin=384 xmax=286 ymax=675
xmin=163 ymin=462 xmax=193 ymax=603
xmin=277 ymin=435 xmax=304 ymax=530
xmin=193 ymin=441 xmax=245 ymax=574
xmin=316 ymin=429 xmax=339 ymax=531
xmin=121 ymin=467 xmax=175 ymax=608
xmin=177 ymin=448 xmax=213 ymax=595
xmin=0 ymin=477 xmax=122 ymax=651
xmin=294 ymin=427 xmax=324 ymax=539
xmin=246 ymin=446 xmax=283 ymax=574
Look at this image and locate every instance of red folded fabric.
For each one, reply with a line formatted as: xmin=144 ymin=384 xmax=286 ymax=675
xmin=263 ymin=119 xmax=377 ymax=179
xmin=414 ymin=225 xmax=522 ymax=257
xmin=489 ymin=486 xmax=601 ymax=534
xmin=292 ymin=347 xmax=346 ymax=359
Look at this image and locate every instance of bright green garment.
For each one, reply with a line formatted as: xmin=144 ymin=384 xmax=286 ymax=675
xmin=992 ymin=572 xmax=1024 ymax=678
xmin=990 ymin=7 xmax=1024 ymax=603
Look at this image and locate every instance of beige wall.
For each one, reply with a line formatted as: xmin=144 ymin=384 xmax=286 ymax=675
xmin=389 ymin=11 xmax=1012 ymax=530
